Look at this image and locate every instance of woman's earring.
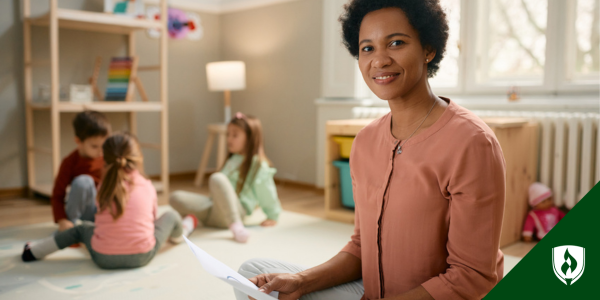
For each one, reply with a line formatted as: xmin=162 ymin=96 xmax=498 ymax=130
xmin=425 ymin=59 xmax=429 ymax=63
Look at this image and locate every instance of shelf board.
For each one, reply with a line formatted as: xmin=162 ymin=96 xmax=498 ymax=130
xmin=326 ymin=119 xmax=375 ymax=136
xmin=27 ymin=9 xmax=162 ymax=34
xmin=30 ymin=101 xmax=164 ymax=112
xmin=30 ymin=102 xmax=51 ymax=110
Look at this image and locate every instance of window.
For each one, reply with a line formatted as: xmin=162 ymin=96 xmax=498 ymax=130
xmin=475 ymin=0 xmax=547 ymax=85
xmin=425 ymin=0 xmax=599 ymax=94
xmin=565 ymin=0 xmax=599 ymax=83
xmin=429 ymin=0 xmax=461 ymax=88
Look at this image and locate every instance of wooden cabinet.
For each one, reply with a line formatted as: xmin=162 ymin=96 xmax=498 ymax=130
xmin=485 ymin=118 xmax=539 ymax=247
xmin=324 ymin=119 xmax=373 ymax=223
xmin=324 ymin=118 xmax=539 ymax=247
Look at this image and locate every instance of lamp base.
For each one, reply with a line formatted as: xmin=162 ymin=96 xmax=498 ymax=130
xmin=225 ymin=106 xmax=231 ymax=123
xmin=224 ymin=90 xmax=231 ymax=123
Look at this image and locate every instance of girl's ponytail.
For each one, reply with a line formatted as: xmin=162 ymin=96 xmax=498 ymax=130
xmin=98 ymin=132 xmax=144 ymax=220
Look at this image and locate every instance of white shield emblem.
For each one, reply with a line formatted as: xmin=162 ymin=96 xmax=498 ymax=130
xmin=552 ymin=245 xmax=585 ymax=285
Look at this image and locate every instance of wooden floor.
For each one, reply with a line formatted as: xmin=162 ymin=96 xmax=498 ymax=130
xmin=0 ymin=177 xmax=535 ymax=257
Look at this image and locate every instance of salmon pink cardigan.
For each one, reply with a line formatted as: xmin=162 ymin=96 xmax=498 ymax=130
xmin=341 ymin=98 xmax=506 ymax=300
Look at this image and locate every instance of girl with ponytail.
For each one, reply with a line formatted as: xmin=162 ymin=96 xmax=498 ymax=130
xmin=22 ymin=132 xmax=198 ymax=269
xmin=170 ymin=113 xmax=281 ymax=243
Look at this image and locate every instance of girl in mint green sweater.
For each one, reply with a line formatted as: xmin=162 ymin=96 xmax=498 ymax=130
xmin=170 ymin=113 xmax=281 ymax=243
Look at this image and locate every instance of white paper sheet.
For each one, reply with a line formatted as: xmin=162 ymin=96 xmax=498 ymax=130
xmin=183 ymin=236 xmax=279 ymax=300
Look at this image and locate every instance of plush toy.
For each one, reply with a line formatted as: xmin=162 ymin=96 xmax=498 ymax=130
xmin=522 ymin=182 xmax=566 ymax=242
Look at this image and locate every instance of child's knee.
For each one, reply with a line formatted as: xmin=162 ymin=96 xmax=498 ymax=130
xmin=169 ymin=190 xmax=188 ymax=206
xmin=165 ymin=209 xmax=181 ymax=222
xmin=158 ymin=208 xmax=181 ymax=224
xmin=209 ymin=172 xmax=228 ymax=187
xmin=71 ymin=175 xmax=95 ymax=189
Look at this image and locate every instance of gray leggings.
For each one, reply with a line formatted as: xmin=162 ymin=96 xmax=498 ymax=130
xmin=53 ymin=210 xmax=183 ymax=269
xmin=65 ymin=174 xmax=97 ymax=223
xmin=235 ymin=258 xmax=364 ymax=300
xmin=170 ymin=172 xmax=246 ymax=228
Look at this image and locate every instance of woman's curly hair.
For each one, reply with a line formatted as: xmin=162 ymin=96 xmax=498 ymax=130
xmin=339 ymin=0 xmax=449 ymax=78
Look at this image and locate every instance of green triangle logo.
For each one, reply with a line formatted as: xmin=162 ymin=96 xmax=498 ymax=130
xmin=485 ymin=183 xmax=599 ymax=298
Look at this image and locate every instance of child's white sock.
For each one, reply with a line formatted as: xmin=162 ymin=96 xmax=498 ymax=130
xmin=170 ymin=214 xmax=198 ymax=244
xmin=182 ymin=214 xmax=198 ymax=237
xmin=229 ymin=221 xmax=249 ymax=243
xmin=30 ymin=236 xmax=59 ymax=259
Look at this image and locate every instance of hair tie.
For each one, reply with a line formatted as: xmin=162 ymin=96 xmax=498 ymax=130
xmin=115 ymin=157 xmax=126 ymax=168
xmin=235 ymin=112 xmax=246 ymax=119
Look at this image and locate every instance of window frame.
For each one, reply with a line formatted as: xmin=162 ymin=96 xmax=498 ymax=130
xmin=432 ymin=0 xmax=599 ymax=96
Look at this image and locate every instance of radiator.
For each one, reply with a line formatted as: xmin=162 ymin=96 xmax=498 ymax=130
xmin=352 ymin=107 xmax=600 ymax=208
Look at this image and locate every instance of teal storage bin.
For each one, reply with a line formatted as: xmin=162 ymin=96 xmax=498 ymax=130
xmin=332 ymin=160 xmax=354 ymax=208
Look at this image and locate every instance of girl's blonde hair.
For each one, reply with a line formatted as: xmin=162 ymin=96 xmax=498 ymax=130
xmin=226 ymin=113 xmax=271 ymax=194
xmin=98 ymin=132 xmax=144 ymax=220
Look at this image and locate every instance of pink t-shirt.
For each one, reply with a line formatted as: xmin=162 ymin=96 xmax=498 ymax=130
xmin=91 ymin=170 xmax=157 ymax=255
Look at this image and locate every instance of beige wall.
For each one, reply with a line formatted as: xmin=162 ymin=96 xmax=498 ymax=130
xmin=221 ymin=0 xmax=323 ymax=184
xmin=0 ymin=0 xmax=223 ymax=188
xmin=0 ymin=0 xmax=323 ymax=189
xmin=1 ymin=0 xmax=31 ymax=189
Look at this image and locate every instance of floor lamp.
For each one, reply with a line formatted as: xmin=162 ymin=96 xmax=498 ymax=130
xmin=195 ymin=61 xmax=246 ymax=187
xmin=206 ymin=61 xmax=246 ymax=122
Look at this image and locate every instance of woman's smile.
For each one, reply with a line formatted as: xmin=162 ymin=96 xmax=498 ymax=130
xmin=372 ymin=72 xmax=400 ymax=85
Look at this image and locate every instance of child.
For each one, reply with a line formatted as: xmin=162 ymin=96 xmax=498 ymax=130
xmin=522 ymin=182 xmax=566 ymax=242
xmin=22 ymin=132 xmax=197 ymax=269
xmin=170 ymin=113 xmax=281 ymax=243
xmin=51 ymin=111 xmax=110 ymax=232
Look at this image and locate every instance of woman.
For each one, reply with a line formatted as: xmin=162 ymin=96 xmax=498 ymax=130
xmin=236 ymin=1 xmax=505 ymax=299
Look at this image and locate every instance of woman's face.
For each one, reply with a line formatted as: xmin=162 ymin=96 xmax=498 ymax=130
xmin=358 ymin=7 xmax=434 ymax=100
xmin=227 ymin=123 xmax=247 ymax=155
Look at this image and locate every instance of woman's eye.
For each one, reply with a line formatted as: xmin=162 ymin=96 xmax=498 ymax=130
xmin=361 ymin=46 xmax=373 ymax=52
xmin=390 ymin=40 xmax=404 ymax=47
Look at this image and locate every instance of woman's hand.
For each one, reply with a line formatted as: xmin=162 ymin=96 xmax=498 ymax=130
xmin=260 ymin=219 xmax=277 ymax=227
xmin=248 ymin=273 xmax=304 ymax=300
xmin=248 ymin=252 xmax=362 ymax=300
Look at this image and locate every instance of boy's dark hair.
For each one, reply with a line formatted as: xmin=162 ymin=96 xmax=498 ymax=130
xmin=72 ymin=111 xmax=111 ymax=141
xmin=339 ymin=0 xmax=449 ymax=78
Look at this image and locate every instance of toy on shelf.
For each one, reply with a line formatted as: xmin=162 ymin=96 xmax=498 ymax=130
xmin=105 ymin=0 xmax=145 ymax=18
xmin=522 ymin=182 xmax=566 ymax=242
xmin=507 ymin=85 xmax=520 ymax=102
xmin=89 ymin=56 xmax=103 ymax=100
xmin=90 ymin=56 xmax=148 ymax=102
xmin=69 ymin=85 xmax=93 ymax=103
xmin=146 ymin=7 xmax=203 ymax=40
xmin=105 ymin=57 xmax=132 ymax=101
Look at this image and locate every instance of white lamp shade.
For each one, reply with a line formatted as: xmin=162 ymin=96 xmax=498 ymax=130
xmin=206 ymin=61 xmax=246 ymax=91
